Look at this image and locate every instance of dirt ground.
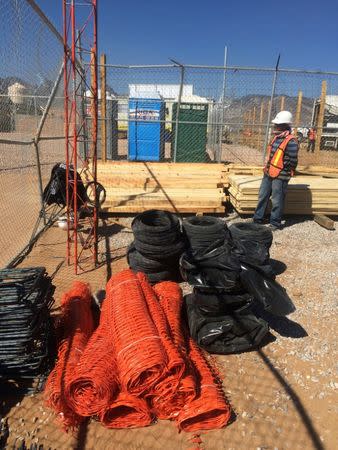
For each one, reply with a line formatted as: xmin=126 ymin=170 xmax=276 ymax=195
xmin=1 ymin=214 xmax=337 ymax=450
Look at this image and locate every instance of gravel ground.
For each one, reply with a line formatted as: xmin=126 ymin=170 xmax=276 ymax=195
xmin=1 ymin=214 xmax=337 ymax=449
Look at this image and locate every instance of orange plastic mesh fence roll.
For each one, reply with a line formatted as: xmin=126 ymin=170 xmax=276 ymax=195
xmin=176 ymin=337 xmax=231 ymax=432
xmin=105 ymin=269 xmax=167 ymax=395
xmin=66 ymin=323 xmax=120 ymax=417
xmin=153 ymin=282 xmax=197 ymax=419
xmin=99 ymin=392 xmax=153 ymax=429
xmin=44 ymin=282 xmax=95 ymax=430
xmin=136 ymin=273 xmax=186 ymax=406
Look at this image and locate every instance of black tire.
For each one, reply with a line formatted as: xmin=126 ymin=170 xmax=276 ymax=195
xmin=229 ymin=222 xmax=273 ymax=247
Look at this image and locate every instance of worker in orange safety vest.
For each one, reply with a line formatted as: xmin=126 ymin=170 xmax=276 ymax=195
xmin=253 ymin=111 xmax=299 ymax=230
xmin=307 ymin=127 xmax=316 ymax=153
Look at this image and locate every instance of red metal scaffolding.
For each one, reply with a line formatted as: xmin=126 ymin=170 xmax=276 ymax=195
xmin=63 ymin=0 xmax=98 ymax=274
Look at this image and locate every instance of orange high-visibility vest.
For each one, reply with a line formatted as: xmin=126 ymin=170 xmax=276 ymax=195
xmin=265 ymin=134 xmax=295 ymax=178
xmin=309 ymin=128 xmax=316 ymax=140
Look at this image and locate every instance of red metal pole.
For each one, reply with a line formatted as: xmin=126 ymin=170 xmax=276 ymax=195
xmin=71 ymin=0 xmax=78 ymax=274
xmin=92 ymin=0 xmax=98 ymax=265
xmin=63 ymin=0 xmax=70 ymax=265
xmin=62 ymin=0 xmax=99 ymax=273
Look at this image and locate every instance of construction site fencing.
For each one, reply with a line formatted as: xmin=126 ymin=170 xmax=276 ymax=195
xmin=96 ymin=63 xmax=338 ymax=168
xmin=2 ymin=1 xmax=338 ymax=270
xmin=0 ymin=0 xmax=65 ymax=268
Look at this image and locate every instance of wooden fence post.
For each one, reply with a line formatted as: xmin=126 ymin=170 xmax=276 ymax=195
xmin=251 ymin=106 xmax=256 ymax=147
xmin=294 ymin=90 xmax=303 ymax=137
xmin=280 ymin=96 xmax=285 ymax=110
xmin=100 ymin=53 xmax=107 ymax=162
xmin=315 ymin=81 xmax=327 ymax=153
xmin=259 ymin=101 xmax=264 ymax=148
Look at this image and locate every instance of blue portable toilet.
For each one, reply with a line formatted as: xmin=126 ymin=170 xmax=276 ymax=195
xmin=128 ymin=92 xmax=165 ymax=161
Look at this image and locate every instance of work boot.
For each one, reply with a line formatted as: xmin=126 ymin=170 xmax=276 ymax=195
xmin=267 ymin=224 xmax=281 ymax=231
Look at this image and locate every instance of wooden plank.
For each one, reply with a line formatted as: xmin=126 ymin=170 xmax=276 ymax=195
xmin=227 ymin=173 xmax=338 ymax=216
xmin=103 ymin=205 xmax=226 ymax=213
xmin=314 ymin=215 xmax=335 ymax=230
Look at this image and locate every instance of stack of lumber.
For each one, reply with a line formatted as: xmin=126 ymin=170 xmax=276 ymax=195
xmin=97 ymin=162 xmax=228 ymax=213
xmin=224 ymin=164 xmax=264 ymax=175
xmin=228 ymin=174 xmax=338 ymax=215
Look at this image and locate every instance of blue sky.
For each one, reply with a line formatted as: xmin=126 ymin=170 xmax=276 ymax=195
xmin=37 ymin=0 xmax=338 ymax=71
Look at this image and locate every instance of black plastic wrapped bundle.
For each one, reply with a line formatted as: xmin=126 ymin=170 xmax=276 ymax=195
xmin=229 ymin=222 xmax=275 ymax=278
xmin=185 ymin=294 xmax=269 ymax=354
xmin=179 ymin=239 xmax=242 ymax=292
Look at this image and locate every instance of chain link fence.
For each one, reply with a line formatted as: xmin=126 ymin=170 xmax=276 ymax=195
xmin=98 ymin=63 xmax=338 ymax=168
xmin=0 ymin=0 xmax=65 ymax=268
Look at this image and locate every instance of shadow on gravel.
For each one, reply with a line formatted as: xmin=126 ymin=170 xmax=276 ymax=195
xmin=283 ymin=215 xmax=312 ymax=228
xmin=260 ymin=310 xmax=308 ymax=338
xmin=257 ymin=348 xmax=325 ymax=450
xmin=270 ymin=258 xmax=287 ymax=275
xmin=251 ymin=301 xmax=307 ymax=338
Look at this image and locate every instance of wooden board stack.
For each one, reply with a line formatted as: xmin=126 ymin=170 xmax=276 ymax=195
xmin=228 ymin=174 xmax=338 ymax=215
xmin=97 ymin=162 xmax=229 ymax=214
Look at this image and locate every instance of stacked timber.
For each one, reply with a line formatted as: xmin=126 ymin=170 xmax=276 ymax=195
xmin=224 ymin=164 xmax=264 ymax=175
xmin=97 ymin=162 xmax=229 ymax=214
xmin=228 ymin=174 xmax=338 ymax=215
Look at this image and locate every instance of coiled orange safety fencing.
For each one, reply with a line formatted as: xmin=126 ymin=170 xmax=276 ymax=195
xmin=44 ymin=270 xmax=231 ymax=433
xmin=67 ymin=323 xmax=119 ymax=417
xmin=44 ymin=282 xmax=95 ymax=430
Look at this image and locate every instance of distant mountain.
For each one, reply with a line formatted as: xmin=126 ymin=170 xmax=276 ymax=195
xmin=224 ymin=95 xmax=314 ymax=125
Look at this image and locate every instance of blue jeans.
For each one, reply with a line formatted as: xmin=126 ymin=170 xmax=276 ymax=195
xmin=253 ymin=175 xmax=289 ymax=227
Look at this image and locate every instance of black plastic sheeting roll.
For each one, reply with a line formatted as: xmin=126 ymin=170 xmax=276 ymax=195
xmin=229 ymin=222 xmax=273 ymax=247
xmin=180 ymin=239 xmax=241 ymax=292
xmin=193 ymin=289 xmax=253 ymax=316
xmin=43 ymin=163 xmax=87 ymax=207
xmin=185 ymin=294 xmax=269 ymax=354
xmin=229 ymin=222 xmax=275 ymax=278
xmin=240 ymin=266 xmax=296 ymax=317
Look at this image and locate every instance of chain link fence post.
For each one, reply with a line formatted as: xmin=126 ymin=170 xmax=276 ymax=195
xmin=172 ymin=61 xmax=185 ymax=163
xmin=262 ymin=55 xmax=280 ymax=162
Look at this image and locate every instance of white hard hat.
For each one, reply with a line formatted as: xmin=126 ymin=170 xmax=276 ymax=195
xmin=271 ymin=110 xmax=293 ymax=125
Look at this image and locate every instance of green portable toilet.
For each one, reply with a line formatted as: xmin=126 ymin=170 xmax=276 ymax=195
xmin=171 ymin=102 xmax=209 ymax=162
